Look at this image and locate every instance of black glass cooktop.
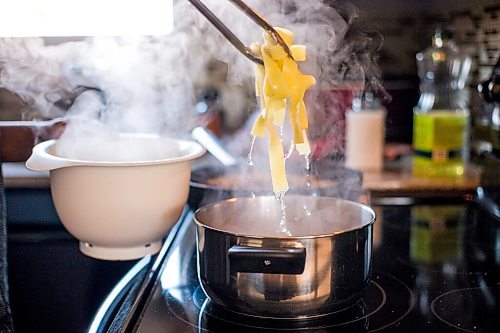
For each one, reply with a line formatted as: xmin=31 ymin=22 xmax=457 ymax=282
xmin=100 ymin=198 xmax=500 ymax=333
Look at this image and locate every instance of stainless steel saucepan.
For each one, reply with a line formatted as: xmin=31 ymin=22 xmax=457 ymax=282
xmin=194 ymin=195 xmax=375 ymax=318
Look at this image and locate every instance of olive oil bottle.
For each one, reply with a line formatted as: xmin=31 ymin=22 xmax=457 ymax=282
xmin=412 ymin=29 xmax=472 ymax=178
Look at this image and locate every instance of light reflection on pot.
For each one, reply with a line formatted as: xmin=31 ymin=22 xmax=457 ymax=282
xmin=194 ymin=195 xmax=375 ymax=318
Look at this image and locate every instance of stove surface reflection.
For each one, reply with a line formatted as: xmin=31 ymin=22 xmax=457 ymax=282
xmin=124 ymin=200 xmax=500 ymax=333
xmin=160 ymin=272 xmax=414 ymax=332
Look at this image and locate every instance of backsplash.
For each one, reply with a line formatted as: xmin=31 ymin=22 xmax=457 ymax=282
xmin=349 ymin=0 xmax=500 ymax=142
xmin=0 ymin=1 xmax=499 ymax=141
xmin=352 ymin=0 xmax=499 ymax=75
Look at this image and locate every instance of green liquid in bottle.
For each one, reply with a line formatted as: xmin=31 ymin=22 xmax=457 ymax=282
xmin=412 ymin=110 xmax=469 ymax=178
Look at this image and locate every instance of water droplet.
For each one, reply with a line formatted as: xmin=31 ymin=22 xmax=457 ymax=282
xmin=248 ymin=136 xmax=256 ymax=166
xmin=284 ymin=140 xmax=294 ymax=160
xmin=303 ymin=204 xmax=311 ymax=216
xmin=275 ymin=190 xmax=291 ymax=236
xmin=304 ymin=154 xmax=310 ymax=171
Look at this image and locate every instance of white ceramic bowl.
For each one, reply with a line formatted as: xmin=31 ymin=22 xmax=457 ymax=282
xmin=26 ymin=134 xmax=205 ymax=260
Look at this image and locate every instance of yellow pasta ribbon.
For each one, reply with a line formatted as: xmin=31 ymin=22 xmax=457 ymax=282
xmin=251 ymin=27 xmax=316 ymax=193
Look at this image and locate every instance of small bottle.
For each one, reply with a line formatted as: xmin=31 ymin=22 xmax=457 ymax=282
xmin=412 ymin=29 xmax=472 ymax=178
xmin=477 ymin=56 xmax=500 ymax=157
xmin=345 ymin=92 xmax=386 ymax=172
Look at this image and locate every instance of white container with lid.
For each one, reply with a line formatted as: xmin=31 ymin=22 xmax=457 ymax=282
xmin=345 ymin=93 xmax=386 ymax=172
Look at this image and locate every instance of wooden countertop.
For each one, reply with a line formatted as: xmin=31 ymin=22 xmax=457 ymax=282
xmin=362 ymin=156 xmax=481 ymax=197
xmin=2 ymin=156 xmax=482 ymax=197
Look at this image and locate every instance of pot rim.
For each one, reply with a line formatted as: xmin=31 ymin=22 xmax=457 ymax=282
xmin=194 ymin=195 xmax=376 ymax=240
xmin=31 ymin=134 xmax=206 ymax=168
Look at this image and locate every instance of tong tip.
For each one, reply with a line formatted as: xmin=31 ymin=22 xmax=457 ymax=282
xmin=267 ymin=29 xmax=294 ymax=61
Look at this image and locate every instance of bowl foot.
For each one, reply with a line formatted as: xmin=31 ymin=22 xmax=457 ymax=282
xmin=79 ymin=240 xmax=162 ymax=260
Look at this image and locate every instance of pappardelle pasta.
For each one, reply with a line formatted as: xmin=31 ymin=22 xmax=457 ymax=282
xmin=250 ymin=27 xmax=316 ymax=193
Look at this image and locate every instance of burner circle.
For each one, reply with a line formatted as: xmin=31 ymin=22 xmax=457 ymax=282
xmin=367 ymin=273 xmax=415 ymax=332
xmin=196 ymin=281 xmax=384 ymax=330
xmin=192 ymin=282 xmax=385 ymax=322
xmin=431 ymin=287 xmax=500 ymax=332
xmin=163 ymin=273 xmax=415 ymax=332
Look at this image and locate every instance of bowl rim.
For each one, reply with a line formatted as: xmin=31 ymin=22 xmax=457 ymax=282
xmin=33 ymin=134 xmax=206 ymax=167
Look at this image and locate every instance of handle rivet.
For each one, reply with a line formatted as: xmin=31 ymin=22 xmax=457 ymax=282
xmin=264 ymin=260 xmax=272 ymax=266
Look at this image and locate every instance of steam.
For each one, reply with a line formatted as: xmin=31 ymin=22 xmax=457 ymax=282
xmin=197 ymin=195 xmax=373 ymax=237
xmin=188 ymin=0 xmax=385 ymax=160
xmin=0 ymin=0 xmax=383 ymax=165
xmin=0 ymin=38 xmax=80 ymax=118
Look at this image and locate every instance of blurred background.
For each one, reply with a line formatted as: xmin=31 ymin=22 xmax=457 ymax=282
xmin=0 ymin=1 xmax=499 ymax=332
xmin=2 ymin=0 xmax=497 ymax=146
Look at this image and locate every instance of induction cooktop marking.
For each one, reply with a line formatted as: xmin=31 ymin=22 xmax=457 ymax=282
xmin=368 ymin=274 xmax=416 ymax=332
xmin=191 ymin=282 xmax=385 ymax=322
xmin=164 ymin=274 xmax=416 ymax=332
xmin=430 ymin=287 xmax=500 ymax=332
xmin=195 ymin=281 xmax=387 ymax=330
xmin=314 ymin=281 xmax=387 ymax=329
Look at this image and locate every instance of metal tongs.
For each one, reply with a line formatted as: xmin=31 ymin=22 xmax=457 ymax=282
xmin=187 ymin=0 xmax=294 ymax=65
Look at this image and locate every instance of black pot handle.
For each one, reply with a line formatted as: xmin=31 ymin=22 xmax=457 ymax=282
xmin=227 ymin=245 xmax=306 ymax=275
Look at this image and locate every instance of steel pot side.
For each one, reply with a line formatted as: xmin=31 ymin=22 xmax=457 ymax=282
xmin=194 ymin=195 xmax=375 ymax=317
